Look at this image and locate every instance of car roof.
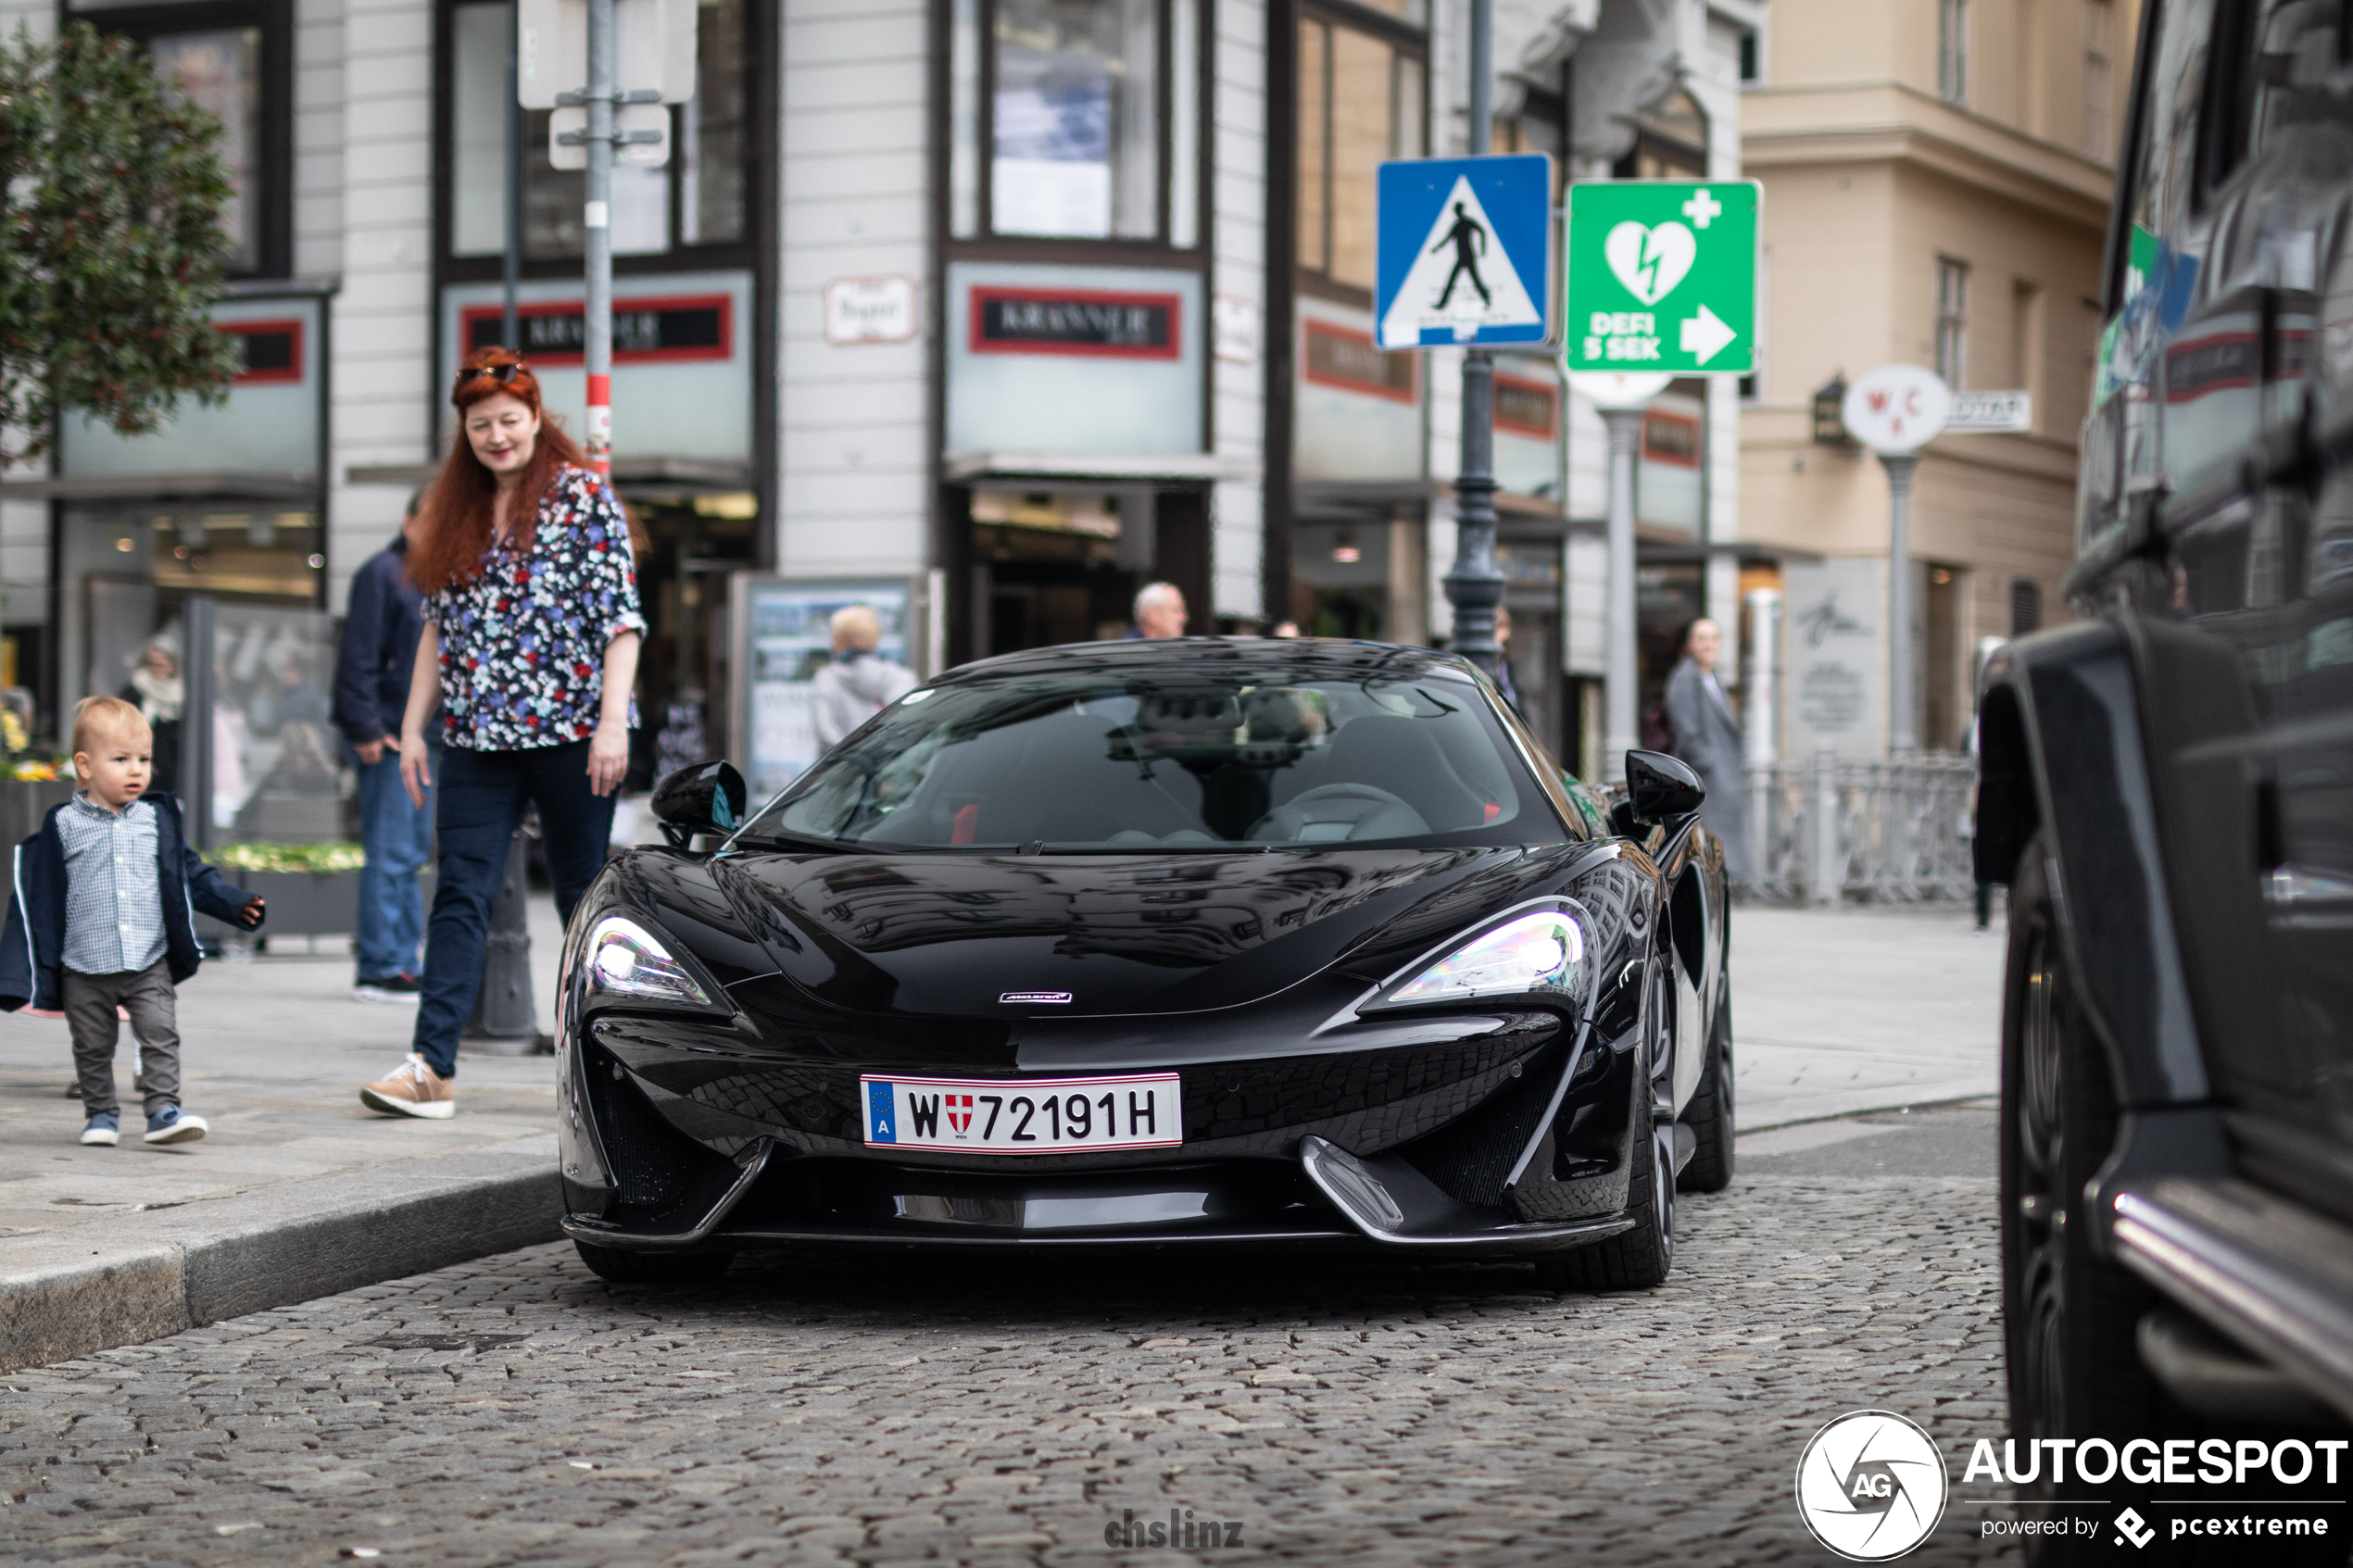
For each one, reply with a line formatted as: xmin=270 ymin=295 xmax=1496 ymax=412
xmin=935 ymin=636 xmax=1486 ymax=687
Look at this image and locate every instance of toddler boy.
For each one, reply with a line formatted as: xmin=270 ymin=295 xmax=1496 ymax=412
xmin=0 ymin=696 xmax=264 ymax=1145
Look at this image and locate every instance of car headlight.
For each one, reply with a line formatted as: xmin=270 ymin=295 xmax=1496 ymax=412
xmin=586 ymin=914 xmax=711 ymax=1007
xmin=1382 ymin=908 xmax=1587 ymax=1007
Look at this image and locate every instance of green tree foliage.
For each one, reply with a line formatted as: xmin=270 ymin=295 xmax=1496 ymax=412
xmin=0 ymin=22 xmax=240 ymax=468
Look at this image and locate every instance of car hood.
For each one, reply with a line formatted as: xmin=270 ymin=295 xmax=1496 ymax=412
xmin=706 ymin=846 xmax=1560 ymax=1020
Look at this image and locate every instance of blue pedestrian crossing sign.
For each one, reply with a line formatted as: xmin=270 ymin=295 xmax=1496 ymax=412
xmin=1376 ymin=154 xmax=1554 ymax=349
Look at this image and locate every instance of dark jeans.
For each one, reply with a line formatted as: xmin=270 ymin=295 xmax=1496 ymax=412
xmin=64 ymin=961 xmax=180 ymax=1119
xmin=412 ymin=740 xmax=614 ymax=1077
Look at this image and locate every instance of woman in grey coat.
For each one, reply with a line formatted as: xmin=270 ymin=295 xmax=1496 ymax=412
xmin=1664 ymin=618 xmax=1754 ymax=882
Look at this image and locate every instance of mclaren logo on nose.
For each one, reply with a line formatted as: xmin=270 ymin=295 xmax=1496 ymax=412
xmin=1000 ymin=991 xmax=1074 ymax=1004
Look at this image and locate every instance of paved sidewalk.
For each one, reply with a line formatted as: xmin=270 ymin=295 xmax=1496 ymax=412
xmin=1730 ymin=903 xmax=2005 ymax=1131
xmin=0 ymin=897 xmax=568 ymax=1370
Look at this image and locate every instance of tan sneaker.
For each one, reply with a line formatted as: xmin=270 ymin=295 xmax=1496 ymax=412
xmin=359 ymin=1054 xmax=456 ymax=1120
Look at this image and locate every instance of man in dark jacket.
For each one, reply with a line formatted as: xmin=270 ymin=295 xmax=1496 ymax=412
xmin=332 ymin=497 xmax=433 ymax=1001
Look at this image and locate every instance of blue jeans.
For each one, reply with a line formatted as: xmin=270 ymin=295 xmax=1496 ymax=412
xmin=411 ymin=740 xmax=616 ymax=1077
xmin=354 ymin=746 xmax=435 ymax=981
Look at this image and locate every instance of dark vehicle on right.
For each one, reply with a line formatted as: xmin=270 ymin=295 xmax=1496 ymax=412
xmin=1974 ymin=0 xmax=2353 ymax=1559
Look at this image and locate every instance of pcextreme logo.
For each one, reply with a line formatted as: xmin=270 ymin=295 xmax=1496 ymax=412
xmin=1795 ymin=1411 xmax=1950 ymax=1561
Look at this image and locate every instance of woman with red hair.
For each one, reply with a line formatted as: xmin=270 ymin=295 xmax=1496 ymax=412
xmin=359 ymin=346 xmax=645 ymax=1120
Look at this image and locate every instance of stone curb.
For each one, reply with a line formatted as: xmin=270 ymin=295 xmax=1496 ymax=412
xmin=0 ymin=1134 xmax=561 ymax=1373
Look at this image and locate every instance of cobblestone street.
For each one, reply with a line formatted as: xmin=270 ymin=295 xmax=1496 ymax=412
xmin=0 ymin=1108 xmax=2022 ymax=1566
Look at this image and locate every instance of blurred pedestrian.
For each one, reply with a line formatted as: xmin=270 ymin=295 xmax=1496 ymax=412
xmin=1491 ymin=607 xmax=1525 ymax=717
xmin=120 ymin=641 xmax=182 ymax=793
xmin=1268 ymin=621 xmax=1302 ymax=639
xmin=1126 ymin=582 xmax=1188 ymax=639
xmin=1664 ymin=618 xmax=1753 ymax=882
xmin=810 ymin=605 xmax=915 ymax=751
xmin=333 ymin=492 xmax=434 ymax=1001
xmin=358 ymin=347 xmax=644 ymax=1121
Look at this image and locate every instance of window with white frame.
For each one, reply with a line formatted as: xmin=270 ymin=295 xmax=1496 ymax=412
xmin=1938 ymin=0 xmax=1969 ymax=105
xmin=443 ymin=0 xmax=749 ymax=260
xmin=948 ymin=0 xmax=1203 ymax=248
xmin=2082 ymin=0 xmax=2114 ymax=160
xmin=1936 ymin=257 xmax=1969 ymax=388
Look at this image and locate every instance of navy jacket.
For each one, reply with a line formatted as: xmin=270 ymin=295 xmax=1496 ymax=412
xmin=0 ymin=793 xmax=259 ymax=1012
xmin=333 ymin=535 xmax=425 ymax=750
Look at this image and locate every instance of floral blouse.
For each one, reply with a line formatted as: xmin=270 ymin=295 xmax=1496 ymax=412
xmin=423 ymin=465 xmax=647 ymax=752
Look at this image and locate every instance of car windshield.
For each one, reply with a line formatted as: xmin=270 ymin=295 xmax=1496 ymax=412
xmin=742 ymin=669 xmax=1559 ymax=851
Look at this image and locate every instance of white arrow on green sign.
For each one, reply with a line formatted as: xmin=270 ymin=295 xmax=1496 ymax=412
xmin=1564 ymin=181 xmax=1759 ymax=376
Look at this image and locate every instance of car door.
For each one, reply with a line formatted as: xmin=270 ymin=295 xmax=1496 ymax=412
xmin=2139 ymin=0 xmax=2353 ymax=1223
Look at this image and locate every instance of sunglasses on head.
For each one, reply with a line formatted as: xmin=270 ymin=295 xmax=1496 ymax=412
xmin=457 ymin=361 xmax=524 ymax=385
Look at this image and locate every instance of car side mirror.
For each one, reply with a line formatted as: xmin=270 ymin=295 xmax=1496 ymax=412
xmin=651 ymin=759 xmax=748 ymax=849
xmin=1623 ymin=749 xmax=1705 ymax=828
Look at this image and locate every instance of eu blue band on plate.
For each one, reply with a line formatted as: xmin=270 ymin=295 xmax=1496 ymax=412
xmin=867 ymin=1081 xmax=896 ymax=1143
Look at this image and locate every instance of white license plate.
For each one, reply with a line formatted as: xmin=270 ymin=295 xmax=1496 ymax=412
xmin=860 ymin=1073 xmax=1183 ymax=1154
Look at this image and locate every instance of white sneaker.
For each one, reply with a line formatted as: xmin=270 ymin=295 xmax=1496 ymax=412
xmin=359 ymin=1054 xmax=456 ymax=1119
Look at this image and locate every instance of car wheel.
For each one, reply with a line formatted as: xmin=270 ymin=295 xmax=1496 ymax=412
xmin=2003 ymin=834 xmax=2169 ymax=1562
xmin=1677 ymin=980 xmax=1735 ymax=1193
xmin=1542 ymin=964 xmax=1676 ymax=1291
xmin=573 ymin=1239 xmax=735 ymax=1286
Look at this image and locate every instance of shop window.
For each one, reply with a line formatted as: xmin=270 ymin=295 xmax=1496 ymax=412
xmin=1296 ymin=5 xmax=1427 ymax=299
xmin=443 ymin=0 xmax=751 ymax=261
xmin=82 ymin=0 xmax=292 ymax=278
xmin=947 ymin=0 xmax=1203 ymax=248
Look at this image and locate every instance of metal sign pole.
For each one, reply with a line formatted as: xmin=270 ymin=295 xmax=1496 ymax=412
xmin=1441 ymin=0 xmax=1504 ymax=678
xmin=1881 ymin=451 xmax=1920 ymax=753
xmin=1602 ymin=408 xmax=1641 ymax=778
xmin=582 ymin=0 xmax=614 ymax=479
xmin=503 ymin=0 xmax=522 ymax=349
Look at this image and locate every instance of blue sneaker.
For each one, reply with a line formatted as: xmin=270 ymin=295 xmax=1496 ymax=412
xmin=80 ymin=1112 xmax=119 ymax=1147
xmin=144 ymin=1106 xmax=208 ymax=1145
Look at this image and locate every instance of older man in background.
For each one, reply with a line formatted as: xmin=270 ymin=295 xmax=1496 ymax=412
xmin=1663 ymin=617 xmax=1753 ymax=882
xmin=810 ymin=604 xmax=917 ymax=750
xmin=1126 ymin=582 xmax=1188 ymax=639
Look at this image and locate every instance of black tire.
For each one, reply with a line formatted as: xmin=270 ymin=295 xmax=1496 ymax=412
xmin=2001 ymin=834 xmax=2339 ymax=1567
xmin=1678 ymin=981 xmax=1735 ymax=1193
xmin=573 ymin=1239 xmax=735 ymax=1286
xmin=1542 ymin=964 xmax=1676 ymax=1291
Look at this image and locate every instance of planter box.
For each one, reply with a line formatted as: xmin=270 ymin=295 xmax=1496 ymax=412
xmin=195 ymin=868 xmax=363 ymax=939
xmin=0 ymin=778 xmax=75 ymax=847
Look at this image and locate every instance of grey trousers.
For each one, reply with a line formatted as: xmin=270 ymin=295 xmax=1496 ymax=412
xmin=63 ymin=961 xmax=181 ymax=1120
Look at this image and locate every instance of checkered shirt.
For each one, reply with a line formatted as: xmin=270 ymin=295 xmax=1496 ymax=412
xmin=57 ymin=793 xmax=168 ymax=976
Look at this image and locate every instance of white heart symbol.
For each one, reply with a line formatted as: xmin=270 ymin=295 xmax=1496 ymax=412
xmin=1604 ymin=220 xmax=1697 ymax=307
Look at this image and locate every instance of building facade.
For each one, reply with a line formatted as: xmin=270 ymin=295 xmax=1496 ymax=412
xmin=0 ymin=0 xmax=1759 ymax=808
xmin=1736 ymin=0 xmax=2134 ymax=759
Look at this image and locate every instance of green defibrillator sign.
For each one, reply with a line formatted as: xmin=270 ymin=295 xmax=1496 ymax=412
xmin=1563 ymin=181 xmax=1759 ymax=375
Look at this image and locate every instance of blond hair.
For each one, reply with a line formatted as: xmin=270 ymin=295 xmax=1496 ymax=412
xmin=72 ymin=695 xmax=151 ymax=760
xmin=830 ymin=603 xmax=882 ymax=653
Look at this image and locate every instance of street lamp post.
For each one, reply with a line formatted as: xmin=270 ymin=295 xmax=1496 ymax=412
xmin=1601 ymin=405 xmax=1642 ymax=775
xmin=1440 ymin=0 xmax=1504 ymax=678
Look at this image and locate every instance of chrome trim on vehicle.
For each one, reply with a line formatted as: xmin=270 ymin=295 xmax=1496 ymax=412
xmin=2108 ymin=1177 xmax=2353 ymax=1425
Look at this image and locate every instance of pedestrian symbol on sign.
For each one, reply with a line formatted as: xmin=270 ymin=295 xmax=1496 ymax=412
xmin=1374 ymin=155 xmax=1554 ymax=349
xmin=1379 ymin=175 xmax=1543 ymax=345
xmin=1432 ymin=203 xmax=1491 ymax=308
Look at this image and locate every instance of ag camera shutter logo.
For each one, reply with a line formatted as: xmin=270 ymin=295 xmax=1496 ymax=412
xmin=1795 ymin=1411 xmax=1950 ymax=1561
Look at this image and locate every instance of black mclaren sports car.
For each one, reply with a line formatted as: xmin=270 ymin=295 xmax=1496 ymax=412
xmin=555 ymin=637 xmax=1734 ymax=1288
